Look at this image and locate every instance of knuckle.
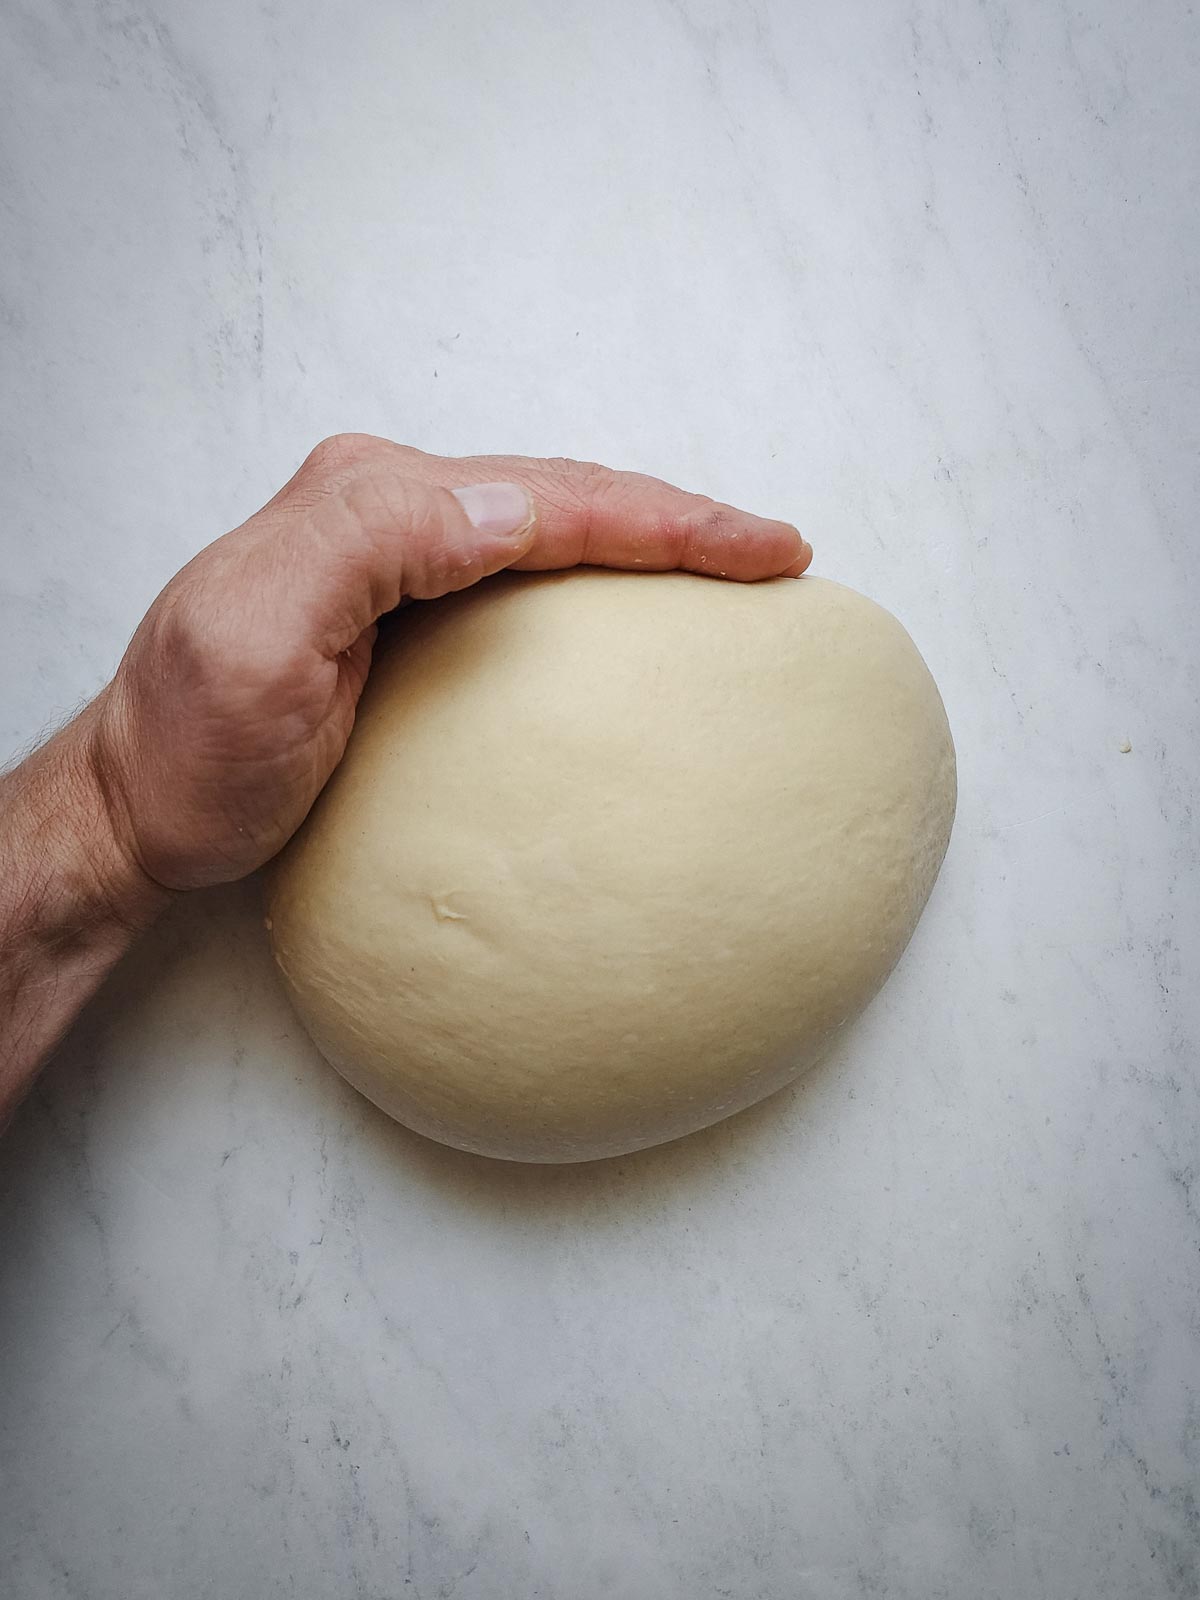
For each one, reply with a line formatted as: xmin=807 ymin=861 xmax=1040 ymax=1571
xmin=680 ymin=497 xmax=727 ymax=540
xmin=406 ymin=494 xmax=490 ymax=599
xmin=148 ymin=575 xmax=203 ymax=654
xmin=537 ymin=457 xmax=618 ymax=508
xmin=560 ymin=457 xmax=617 ymax=495
xmin=147 ymin=560 xmax=273 ymax=683
xmin=338 ymin=473 xmax=417 ymax=543
xmin=414 ymin=543 xmax=485 ymax=598
xmin=654 ymin=496 xmax=720 ymax=555
xmin=136 ymin=580 xmax=220 ymax=696
xmin=304 ymin=432 xmax=389 ymax=481
xmin=528 ymin=459 xmax=622 ymax=536
xmin=334 ymin=475 xmax=459 ymax=609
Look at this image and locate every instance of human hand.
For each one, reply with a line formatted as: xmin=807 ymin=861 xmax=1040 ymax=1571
xmin=88 ymin=434 xmax=813 ymax=896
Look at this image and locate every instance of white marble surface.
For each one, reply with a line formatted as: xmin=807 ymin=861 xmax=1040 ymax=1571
xmin=2 ymin=2 xmax=1198 ymax=1595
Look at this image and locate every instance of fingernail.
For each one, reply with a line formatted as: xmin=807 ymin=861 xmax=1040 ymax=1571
xmin=782 ymin=536 xmax=814 ymax=578
xmin=452 ymin=482 xmax=534 ymax=539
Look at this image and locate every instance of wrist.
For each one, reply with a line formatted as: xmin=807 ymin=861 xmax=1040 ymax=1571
xmin=3 ymin=700 xmax=172 ymax=956
xmin=65 ymin=698 xmax=176 ymax=936
xmin=0 ymin=702 xmax=173 ymax=1124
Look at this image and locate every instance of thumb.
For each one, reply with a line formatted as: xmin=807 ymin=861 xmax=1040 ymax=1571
xmin=266 ymin=474 xmax=537 ymax=653
xmin=416 ymin=479 xmax=538 ymax=599
xmin=399 ymin=478 xmax=538 ymax=600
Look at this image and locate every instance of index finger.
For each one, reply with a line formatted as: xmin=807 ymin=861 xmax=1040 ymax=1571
xmin=318 ymin=441 xmax=813 ymax=582
xmin=491 ymin=457 xmax=814 ymax=581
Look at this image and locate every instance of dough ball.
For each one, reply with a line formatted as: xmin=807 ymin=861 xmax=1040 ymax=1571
xmin=267 ymin=571 xmax=955 ymax=1163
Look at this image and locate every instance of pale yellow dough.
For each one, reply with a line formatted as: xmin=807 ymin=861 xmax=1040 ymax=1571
xmin=267 ymin=571 xmax=956 ymax=1162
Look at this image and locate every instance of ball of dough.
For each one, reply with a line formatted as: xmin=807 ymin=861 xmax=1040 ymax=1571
xmin=267 ymin=571 xmax=955 ymax=1163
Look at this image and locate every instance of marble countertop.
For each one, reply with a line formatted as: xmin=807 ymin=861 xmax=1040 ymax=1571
xmin=2 ymin=3 xmax=1197 ymax=1597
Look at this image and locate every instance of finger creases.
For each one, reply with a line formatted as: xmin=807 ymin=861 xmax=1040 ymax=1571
xmin=265 ymin=471 xmax=544 ymax=656
xmin=263 ymin=444 xmax=809 ymax=660
xmin=509 ymin=490 xmax=809 ymax=581
xmin=387 ymin=458 xmax=803 ymax=581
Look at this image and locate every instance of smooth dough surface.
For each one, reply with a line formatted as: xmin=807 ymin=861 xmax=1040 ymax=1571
xmin=267 ymin=571 xmax=956 ymax=1162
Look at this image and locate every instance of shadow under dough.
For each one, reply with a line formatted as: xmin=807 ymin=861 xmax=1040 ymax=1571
xmin=9 ymin=877 xmax=867 ymax=1229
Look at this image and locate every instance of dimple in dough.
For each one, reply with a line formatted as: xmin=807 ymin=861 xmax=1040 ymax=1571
xmin=267 ymin=570 xmax=956 ymax=1163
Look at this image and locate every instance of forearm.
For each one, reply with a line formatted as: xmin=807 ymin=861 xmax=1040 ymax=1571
xmin=0 ymin=702 xmax=169 ymax=1128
